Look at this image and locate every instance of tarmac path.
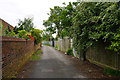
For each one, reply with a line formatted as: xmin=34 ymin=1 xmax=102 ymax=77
xmin=27 ymin=45 xmax=85 ymax=78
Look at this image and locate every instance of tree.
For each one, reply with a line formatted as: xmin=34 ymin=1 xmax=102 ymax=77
xmin=43 ymin=2 xmax=120 ymax=55
xmin=72 ymin=2 xmax=120 ymax=54
xmin=8 ymin=26 xmax=11 ymax=32
xmin=6 ymin=31 xmax=15 ymax=37
xmin=59 ymin=29 xmax=67 ymax=39
xmin=3 ymin=26 xmax=15 ymax=37
xmin=42 ymin=31 xmax=52 ymax=41
xmin=18 ymin=17 xmax=34 ymax=32
xmin=43 ymin=2 xmax=79 ymax=38
xmin=43 ymin=6 xmax=63 ymax=37
xmin=13 ymin=26 xmax=23 ymax=34
xmin=60 ymin=2 xmax=79 ymax=38
xmin=31 ymin=29 xmax=42 ymax=44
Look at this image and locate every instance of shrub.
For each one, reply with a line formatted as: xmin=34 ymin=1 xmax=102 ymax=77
xmin=31 ymin=29 xmax=42 ymax=45
xmin=3 ymin=26 xmax=15 ymax=37
xmin=55 ymin=45 xmax=58 ymax=49
xmin=66 ymin=48 xmax=73 ymax=56
xmin=104 ymin=67 xmax=120 ymax=77
xmin=6 ymin=31 xmax=15 ymax=37
xmin=17 ymin=30 xmax=30 ymax=39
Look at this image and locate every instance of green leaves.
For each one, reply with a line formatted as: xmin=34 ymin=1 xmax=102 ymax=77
xmin=31 ymin=29 xmax=42 ymax=44
xmin=17 ymin=30 xmax=29 ymax=39
xmin=60 ymin=30 xmax=67 ymax=39
xmin=43 ymin=2 xmax=79 ymax=38
xmin=44 ymin=2 xmax=120 ymax=54
xmin=72 ymin=2 xmax=120 ymax=53
xmin=6 ymin=31 xmax=15 ymax=37
xmin=18 ymin=17 xmax=34 ymax=32
xmin=42 ymin=31 xmax=52 ymax=41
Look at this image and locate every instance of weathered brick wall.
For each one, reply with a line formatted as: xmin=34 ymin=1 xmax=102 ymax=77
xmin=0 ymin=38 xmax=2 ymax=80
xmin=1 ymin=36 xmax=38 ymax=78
xmin=34 ymin=43 xmax=40 ymax=51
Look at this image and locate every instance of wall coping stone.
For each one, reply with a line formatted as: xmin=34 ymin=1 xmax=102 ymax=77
xmin=0 ymin=36 xmax=33 ymax=42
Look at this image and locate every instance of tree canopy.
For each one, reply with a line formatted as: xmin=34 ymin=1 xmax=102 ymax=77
xmin=17 ymin=17 xmax=34 ymax=32
xmin=13 ymin=17 xmax=43 ymax=45
xmin=43 ymin=2 xmax=120 ymax=53
xmin=43 ymin=2 xmax=79 ymax=38
xmin=31 ymin=29 xmax=43 ymax=44
xmin=72 ymin=2 xmax=120 ymax=53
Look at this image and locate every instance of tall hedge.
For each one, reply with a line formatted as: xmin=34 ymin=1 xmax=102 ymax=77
xmin=72 ymin=2 xmax=120 ymax=53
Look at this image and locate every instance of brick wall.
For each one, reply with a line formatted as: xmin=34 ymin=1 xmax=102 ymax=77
xmin=34 ymin=43 xmax=41 ymax=51
xmin=1 ymin=36 xmax=39 ymax=78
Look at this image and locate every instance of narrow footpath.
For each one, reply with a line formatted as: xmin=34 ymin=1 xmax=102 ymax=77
xmin=17 ymin=45 xmax=109 ymax=78
xmin=27 ymin=45 xmax=85 ymax=78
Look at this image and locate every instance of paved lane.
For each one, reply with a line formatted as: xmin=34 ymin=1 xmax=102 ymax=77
xmin=28 ymin=45 xmax=85 ymax=78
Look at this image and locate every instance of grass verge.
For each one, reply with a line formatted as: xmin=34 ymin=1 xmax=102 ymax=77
xmin=42 ymin=44 xmax=51 ymax=46
xmin=30 ymin=49 xmax=42 ymax=61
xmin=55 ymin=45 xmax=58 ymax=49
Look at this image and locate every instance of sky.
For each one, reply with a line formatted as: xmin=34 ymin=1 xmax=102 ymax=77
xmin=0 ymin=0 xmax=76 ymax=30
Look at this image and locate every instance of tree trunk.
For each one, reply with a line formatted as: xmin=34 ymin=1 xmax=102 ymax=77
xmin=57 ymin=27 xmax=60 ymax=37
xmin=80 ymin=50 xmax=86 ymax=61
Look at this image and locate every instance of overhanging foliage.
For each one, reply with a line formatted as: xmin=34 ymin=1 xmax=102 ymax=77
xmin=44 ymin=2 xmax=120 ymax=54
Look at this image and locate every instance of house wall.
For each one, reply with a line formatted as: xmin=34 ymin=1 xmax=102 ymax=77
xmin=0 ymin=18 xmax=14 ymax=34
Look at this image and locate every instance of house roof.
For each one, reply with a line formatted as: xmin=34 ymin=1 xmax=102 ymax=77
xmin=0 ymin=18 xmax=14 ymax=29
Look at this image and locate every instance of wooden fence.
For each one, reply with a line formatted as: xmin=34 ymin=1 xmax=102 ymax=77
xmin=54 ymin=37 xmax=71 ymax=52
xmin=54 ymin=37 xmax=120 ymax=70
xmin=86 ymin=41 xmax=120 ymax=70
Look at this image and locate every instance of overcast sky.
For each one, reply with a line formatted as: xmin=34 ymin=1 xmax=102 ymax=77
xmin=0 ymin=0 xmax=76 ymax=30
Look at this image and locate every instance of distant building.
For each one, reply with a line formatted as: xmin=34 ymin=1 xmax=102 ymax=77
xmin=0 ymin=18 xmax=14 ymax=34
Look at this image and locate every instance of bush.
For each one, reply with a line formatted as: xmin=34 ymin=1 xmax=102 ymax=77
xmin=72 ymin=2 xmax=120 ymax=54
xmin=6 ymin=31 xmax=15 ymax=37
xmin=104 ymin=68 xmax=120 ymax=77
xmin=55 ymin=45 xmax=58 ymax=49
xmin=31 ymin=29 xmax=42 ymax=45
xmin=17 ymin=30 xmax=30 ymax=39
xmin=66 ymin=48 xmax=73 ymax=56
xmin=3 ymin=26 xmax=15 ymax=37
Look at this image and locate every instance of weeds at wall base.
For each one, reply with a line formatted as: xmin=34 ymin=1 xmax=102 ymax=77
xmin=30 ymin=49 xmax=42 ymax=61
xmin=55 ymin=45 xmax=58 ymax=49
xmin=104 ymin=68 xmax=120 ymax=77
xmin=42 ymin=44 xmax=51 ymax=46
xmin=66 ymin=48 xmax=73 ymax=56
